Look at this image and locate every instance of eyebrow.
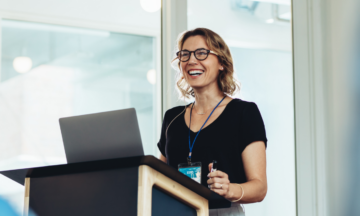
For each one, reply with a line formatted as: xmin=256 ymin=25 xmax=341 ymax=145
xmin=181 ymin=48 xmax=207 ymax=51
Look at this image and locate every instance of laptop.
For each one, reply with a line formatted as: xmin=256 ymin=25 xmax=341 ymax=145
xmin=59 ymin=108 xmax=144 ymax=164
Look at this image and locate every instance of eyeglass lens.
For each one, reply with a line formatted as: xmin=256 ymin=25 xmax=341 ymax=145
xmin=179 ymin=49 xmax=209 ymax=62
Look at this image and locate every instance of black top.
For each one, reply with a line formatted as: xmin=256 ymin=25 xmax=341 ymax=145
xmin=158 ymin=99 xmax=267 ymax=187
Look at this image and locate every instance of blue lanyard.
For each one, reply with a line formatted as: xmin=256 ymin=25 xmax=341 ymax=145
xmin=188 ymin=96 xmax=226 ymax=161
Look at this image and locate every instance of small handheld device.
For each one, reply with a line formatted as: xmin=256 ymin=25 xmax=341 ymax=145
xmin=208 ymin=160 xmax=218 ymax=189
xmin=211 ymin=160 xmax=217 ymax=172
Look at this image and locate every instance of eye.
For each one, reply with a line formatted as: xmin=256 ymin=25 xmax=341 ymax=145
xmin=181 ymin=51 xmax=189 ymax=57
xmin=196 ymin=50 xmax=208 ymax=56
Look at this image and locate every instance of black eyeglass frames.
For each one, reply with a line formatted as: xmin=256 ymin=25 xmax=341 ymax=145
xmin=176 ymin=48 xmax=218 ymax=62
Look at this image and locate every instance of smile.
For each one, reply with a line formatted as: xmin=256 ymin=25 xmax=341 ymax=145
xmin=188 ymin=69 xmax=204 ymax=77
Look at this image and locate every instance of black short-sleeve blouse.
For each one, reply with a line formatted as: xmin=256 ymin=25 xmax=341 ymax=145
xmin=157 ymin=99 xmax=267 ymax=187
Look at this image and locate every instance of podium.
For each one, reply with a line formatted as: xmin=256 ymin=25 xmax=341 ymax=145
xmin=1 ymin=156 xmax=231 ymax=216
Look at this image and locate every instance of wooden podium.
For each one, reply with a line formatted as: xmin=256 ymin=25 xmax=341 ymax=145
xmin=1 ymin=156 xmax=230 ymax=216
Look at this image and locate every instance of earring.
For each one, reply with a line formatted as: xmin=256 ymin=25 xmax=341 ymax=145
xmin=220 ymin=67 xmax=224 ymax=70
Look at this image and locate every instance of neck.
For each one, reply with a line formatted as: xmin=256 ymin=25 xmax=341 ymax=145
xmin=193 ymin=87 xmax=225 ymax=112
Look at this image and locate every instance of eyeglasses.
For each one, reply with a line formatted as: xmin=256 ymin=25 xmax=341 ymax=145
xmin=176 ymin=48 xmax=218 ymax=62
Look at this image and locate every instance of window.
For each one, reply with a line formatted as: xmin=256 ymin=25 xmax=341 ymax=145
xmin=0 ymin=18 xmax=160 ymax=213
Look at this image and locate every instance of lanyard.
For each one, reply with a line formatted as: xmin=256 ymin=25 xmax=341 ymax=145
xmin=188 ymin=96 xmax=226 ymax=162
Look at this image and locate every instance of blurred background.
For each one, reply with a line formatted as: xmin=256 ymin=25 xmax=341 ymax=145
xmin=0 ymin=0 xmax=161 ymax=214
xmin=0 ymin=0 xmax=359 ymax=216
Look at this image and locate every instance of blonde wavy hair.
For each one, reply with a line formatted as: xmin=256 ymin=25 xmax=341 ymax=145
xmin=174 ymin=28 xmax=240 ymax=99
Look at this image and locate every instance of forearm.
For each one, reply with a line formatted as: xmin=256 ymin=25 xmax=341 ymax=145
xmin=228 ymin=179 xmax=267 ymax=203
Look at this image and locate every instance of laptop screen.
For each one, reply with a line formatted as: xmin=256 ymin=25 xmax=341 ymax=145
xmin=59 ymin=108 xmax=144 ymax=163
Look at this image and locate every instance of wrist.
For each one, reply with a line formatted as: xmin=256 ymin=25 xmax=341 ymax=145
xmin=229 ymin=183 xmax=244 ymax=202
xmin=227 ymin=184 xmax=237 ymax=200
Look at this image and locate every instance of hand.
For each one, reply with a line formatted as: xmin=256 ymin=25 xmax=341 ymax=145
xmin=207 ymin=163 xmax=232 ymax=199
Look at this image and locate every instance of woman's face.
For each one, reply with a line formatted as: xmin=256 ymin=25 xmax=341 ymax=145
xmin=180 ymin=35 xmax=223 ymax=91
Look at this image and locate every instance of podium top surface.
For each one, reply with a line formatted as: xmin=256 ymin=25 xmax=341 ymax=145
xmin=0 ymin=155 xmax=231 ymax=209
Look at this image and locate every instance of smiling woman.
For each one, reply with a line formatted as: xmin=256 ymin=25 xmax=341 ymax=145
xmin=174 ymin=28 xmax=239 ymax=99
xmin=158 ymin=28 xmax=268 ymax=216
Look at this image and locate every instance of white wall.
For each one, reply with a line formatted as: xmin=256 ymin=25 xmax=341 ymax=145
xmin=188 ymin=0 xmax=291 ymax=51
xmin=231 ymin=48 xmax=295 ymax=216
xmin=0 ymin=0 xmax=160 ymax=35
xmin=292 ymin=0 xmax=360 ymax=215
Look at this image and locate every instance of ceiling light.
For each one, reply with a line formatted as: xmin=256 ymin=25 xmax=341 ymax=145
xmin=140 ymin=0 xmax=161 ymax=13
xmin=147 ymin=69 xmax=156 ymax=85
xmin=13 ymin=56 xmax=33 ymax=73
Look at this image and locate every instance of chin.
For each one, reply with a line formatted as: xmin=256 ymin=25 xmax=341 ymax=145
xmin=187 ymin=81 xmax=206 ymax=88
xmin=189 ymin=84 xmax=210 ymax=91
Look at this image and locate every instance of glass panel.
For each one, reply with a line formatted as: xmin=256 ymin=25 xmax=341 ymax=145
xmin=0 ymin=19 xmax=159 ymax=213
xmin=188 ymin=1 xmax=295 ymax=216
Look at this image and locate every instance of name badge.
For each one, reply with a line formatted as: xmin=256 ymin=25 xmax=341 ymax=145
xmin=178 ymin=162 xmax=202 ymax=184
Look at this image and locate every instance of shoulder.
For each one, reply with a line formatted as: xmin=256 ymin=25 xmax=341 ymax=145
xmin=229 ymin=99 xmax=265 ymax=126
xmin=164 ymin=105 xmax=188 ymax=121
xmin=228 ymin=98 xmax=263 ymax=118
xmin=229 ymin=98 xmax=258 ymax=110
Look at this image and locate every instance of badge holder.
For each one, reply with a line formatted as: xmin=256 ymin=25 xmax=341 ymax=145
xmin=179 ymin=96 xmax=226 ymax=184
xmin=178 ymin=160 xmax=202 ymax=184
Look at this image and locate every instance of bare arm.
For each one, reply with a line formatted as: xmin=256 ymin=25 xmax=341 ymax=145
xmin=234 ymin=140 xmax=267 ymax=203
xmin=159 ymin=154 xmax=167 ymax=163
xmin=208 ymin=141 xmax=267 ymax=203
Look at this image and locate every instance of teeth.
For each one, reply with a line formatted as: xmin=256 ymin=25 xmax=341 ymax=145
xmin=189 ymin=70 xmax=204 ymax=75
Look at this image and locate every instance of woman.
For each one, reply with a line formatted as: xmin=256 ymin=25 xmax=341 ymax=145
xmin=157 ymin=28 xmax=267 ymax=216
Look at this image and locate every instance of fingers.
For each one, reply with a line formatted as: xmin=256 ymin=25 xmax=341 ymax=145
xmin=208 ymin=170 xmax=228 ymax=179
xmin=207 ymin=169 xmax=232 ymax=198
xmin=209 ymin=182 xmax=229 ymax=197
xmin=207 ymin=176 xmax=230 ymax=185
xmin=208 ymin=163 xmax=213 ymax=172
xmin=209 ymin=182 xmax=228 ymax=190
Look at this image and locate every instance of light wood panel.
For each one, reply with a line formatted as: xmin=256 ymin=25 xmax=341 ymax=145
xmin=137 ymin=165 xmax=208 ymax=216
xmin=24 ymin=177 xmax=30 ymax=216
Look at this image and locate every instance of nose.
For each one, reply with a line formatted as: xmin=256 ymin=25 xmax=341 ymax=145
xmin=188 ymin=52 xmax=198 ymax=64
